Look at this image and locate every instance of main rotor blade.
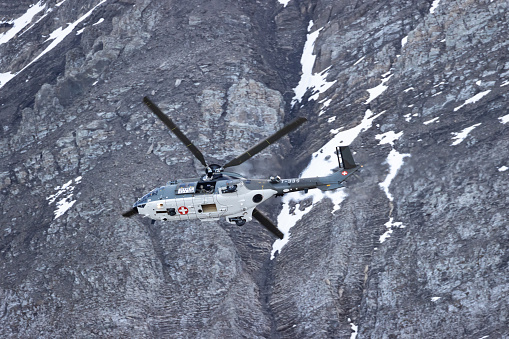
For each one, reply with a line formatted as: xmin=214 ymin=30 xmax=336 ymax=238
xmin=223 ymin=117 xmax=307 ymax=168
xmin=122 ymin=207 xmax=139 ymax=218
xmin=252 ymin=208 xmax=284 ymax=239
xmin=143 ymin=96 xmax=208 ymax=167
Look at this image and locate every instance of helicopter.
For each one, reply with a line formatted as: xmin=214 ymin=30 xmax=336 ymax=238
xmin=122 ymin=97 xmax=362 ymax=239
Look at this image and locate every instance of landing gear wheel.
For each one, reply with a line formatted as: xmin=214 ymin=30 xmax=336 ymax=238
xmin=235 ymin=219 xmax=246 ymax=226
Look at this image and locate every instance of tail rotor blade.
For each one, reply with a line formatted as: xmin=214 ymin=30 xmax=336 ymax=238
xmin=122 ymin=207 xmax=139 ymax=218
xmin=224 ymin=117 xmax=307 ymax=168
xmin=143 ymin=96 xmax=208 ymax=168
xmin=252 ymin=208 xmax=284 ymax=239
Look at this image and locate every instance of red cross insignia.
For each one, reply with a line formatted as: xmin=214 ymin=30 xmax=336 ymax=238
xmin=178 ymin=206 xmax=189 ymax=215
xmin=341 ymin=171 xmax=348 ymax=176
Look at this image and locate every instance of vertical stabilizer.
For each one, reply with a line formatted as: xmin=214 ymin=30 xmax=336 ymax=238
xmin=338 ymin=146 xmax=357 ymax=169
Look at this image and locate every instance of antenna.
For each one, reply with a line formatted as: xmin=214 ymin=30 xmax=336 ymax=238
xmin=336 ymin=146 xmax=343 ymax=168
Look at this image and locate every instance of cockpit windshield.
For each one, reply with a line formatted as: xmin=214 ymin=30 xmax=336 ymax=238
xmin=135 ymin=187 xmax=163 ymax=206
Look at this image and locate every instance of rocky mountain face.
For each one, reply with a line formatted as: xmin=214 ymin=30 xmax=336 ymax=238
xmin=1 ymin=0 xmax=508 ymax=338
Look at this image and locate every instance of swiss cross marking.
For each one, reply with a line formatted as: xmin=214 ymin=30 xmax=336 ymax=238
xmin=341 ymin=171 xmax=348 ymax=176
xmin=178 ymin=206 xmax=189 ymax=215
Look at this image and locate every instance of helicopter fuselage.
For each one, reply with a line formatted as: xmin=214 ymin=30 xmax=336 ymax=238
xmin=133 ymin=167 xmax=358 ymax=225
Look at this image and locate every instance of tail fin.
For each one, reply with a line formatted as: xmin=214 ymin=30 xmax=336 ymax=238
xmin=337 ymin=146 xmax=357 ymax=169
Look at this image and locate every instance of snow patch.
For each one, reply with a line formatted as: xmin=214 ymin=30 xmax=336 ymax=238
xmin=292 ymin=21 xmax=337 ymax=106
xmin=380 ymin=217 xmax=405 ymax=243
xmin=423 ymin=117 xmax=440 ymax=125
xmin=451 ymin=123 xmax=481 ymax=146
xmin=0 ymin=0 xmax=108 ymax=89
xmin=376 ymin=131 xmax=403 ymax=146
xmin=47 ymin=176 xmax=82 ymax=219
xmin=0 ymin=72 xmax=16 ymax=88
xmin=498 ymin=166 xmax=508 ymax=172
xmin=431 ymin=297 xmax=441 ymax=302
xmin=92 ymin=18 xmax=104 ymax=26
xmin=365 ymin=74 xmax=393 ymax=104
xmin=278 ymin=0 xmax=291 ymax=7
xmin=379 ymin=144 xmax=409 ymax=244
xmin=501 ymin=80 xmax=509 ymax=87
xmin=319 ymin=98 xmax=333 ymax=116
xmin=353 ymin=56 xmax=365 ymax=66
xmin=379 ymin=149 xmax=410 ymax=202
xmin=0 ymin=1 xmax=46 ymax=45
xmin=430 ymin=0 xmax=441 ymax=13
xmin=499 ymin=114 xmax=509 ymax=124
xmin=401 ymin=36 xmax=408 ymax=47
xmin=348 ymin=318 xmax=358 ymax=339
xmin=453 ymin=90 xmax=491 ymax=111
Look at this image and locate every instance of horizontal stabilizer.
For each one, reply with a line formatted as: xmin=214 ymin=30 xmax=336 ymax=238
xmin=317 ymin=183 xmax=343 ymax=191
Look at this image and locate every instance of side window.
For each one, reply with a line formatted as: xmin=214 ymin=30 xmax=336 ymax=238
xmin=196 ymin=182 xmax=215 ymax=194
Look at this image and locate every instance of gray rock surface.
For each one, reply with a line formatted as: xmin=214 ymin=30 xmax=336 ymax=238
xmin=1 ymin=0 xmax=508 ymax=338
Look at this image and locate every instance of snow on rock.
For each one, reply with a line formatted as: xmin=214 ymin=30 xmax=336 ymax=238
xmin=453 ymin=90 xmax=491 ymax=111
xmin=92 ymin=18 xmax=104 ymax=26
xmin=499 ymin=114 xmax=509 ymax=124
xmin=430 ymin=0 xmax=441 ymax=13
xmin=379 ymin=149 xmax=410 ymax=202
xmin=272 ymin=109 xmax=384 ymax=258
xmin=0 ymin=72 xmax=16 ymax=88
xmin=0 ymin=0 xmax=108 ymax=89
xmin=319 ymin=98 xmax=333 ymax=116
xmin=365 ymin=74 xmax=393 ymax=104
xmin=498 ymin=166 xmax=508 ymax=172
xmin=401 ymin=36 xmax=408 ymax=48
xmin=47 ymin=176 xmax=82 ymax=219
xmin=348 ymin=318 xmax=358 ymax=339
xmin=0 ymin=1 xmax=46 ymax=45
xmin=278 ymin=0 xmax=291 ymax=7
xmin=379 ymin=217 xmax=405 ymax=243
xmin=376 ymin=130 xmax=403 ymax=146
xmin=353 ymin=56 xmax=365 ymax=66
xmin=423 ymin=117 xmax=440 ymax=125
xmin=451 ymin=123 xmax=482 ymax=146
xmin=292 ymin=21 xmax=336 ymax=107
xmin=431 ymin=297 xmax=441 ymax=302
xmin=376 ymin=129 xmax=410 ymax=244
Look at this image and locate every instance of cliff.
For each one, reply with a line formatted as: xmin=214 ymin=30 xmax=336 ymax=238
xmin=1 ymin=0 xmax=508 ymax=338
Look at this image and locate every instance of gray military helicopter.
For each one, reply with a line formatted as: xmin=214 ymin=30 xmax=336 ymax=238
xmin=122 ymin=97 xmax=361 ymax=239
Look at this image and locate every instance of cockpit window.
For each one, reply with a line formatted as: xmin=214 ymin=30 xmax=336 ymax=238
xmin=136 ymin=186 xmax=163 ymax=205
xmin=196 ymin=182 xmax=216 ymax=194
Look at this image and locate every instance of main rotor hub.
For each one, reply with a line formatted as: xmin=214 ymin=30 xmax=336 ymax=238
xmin=205 ymin=163 xmax=224 ymax=178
